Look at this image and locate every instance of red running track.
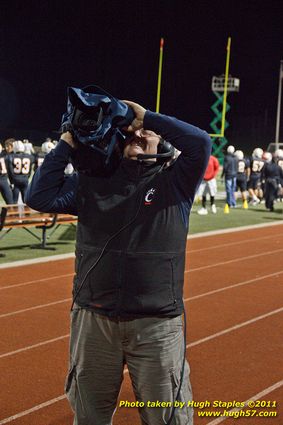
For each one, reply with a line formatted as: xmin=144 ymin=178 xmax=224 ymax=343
xmin=0 ymin=223 xmax=282 ymax=425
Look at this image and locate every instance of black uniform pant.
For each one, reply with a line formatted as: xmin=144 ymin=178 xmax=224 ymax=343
xmin=264 ymin=178 xmax=278 ymax=210
xmin=12 ymin=177 xmax=29 ymax=204
xmin=0 ymin=177 xmax=13 ymax=204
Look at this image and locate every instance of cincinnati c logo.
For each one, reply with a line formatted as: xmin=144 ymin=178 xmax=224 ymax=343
xmin=144 ymin=188 xmax=156 ymax=205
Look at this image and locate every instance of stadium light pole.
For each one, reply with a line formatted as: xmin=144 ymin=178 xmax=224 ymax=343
xmin=275 ymin=60 xmax=283 ymax=149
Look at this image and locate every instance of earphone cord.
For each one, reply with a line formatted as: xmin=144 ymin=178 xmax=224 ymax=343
xmin=70 ymin=161 xmax=184 ymax=424
xmin=71 ymin=162 xmax=166 ymax=311
xmin=166 ymin=308 xmax=187 ymax=425
xmin=71 ymin=186 xmax=145 ymax=311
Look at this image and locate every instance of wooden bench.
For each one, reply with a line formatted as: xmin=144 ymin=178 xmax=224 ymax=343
xmin=0 ymin=204 xmax=77 ymax=250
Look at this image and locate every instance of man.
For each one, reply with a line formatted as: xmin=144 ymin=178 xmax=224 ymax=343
xmin=261 ymin=152 xmax=282 ymax=212
xmin=221 ymin=145 xmax=238 ymax=212
xmin=0 ymin=143 xmax=13 ymax=204
xmin=34 ymin=140 xmax=56 ymax=171
xmin=234 ymin=150 xmax=250 ymax=208
xmin=26 ymin=99 xmax=211 ymax=425
xmin=6 ymin=140 xmax=34 ymax=203
xmin=274 ymin=149 xmax=283 ymax=201
xmin=4 ymin=138 xmax=15 ymax=155
xmin=23 ymin=138 xmax=35 ymax=155
xmin=197 ymin=154 xmax=219 ymax=215
xmin=248 ymin=147 xmax=265 ymax=205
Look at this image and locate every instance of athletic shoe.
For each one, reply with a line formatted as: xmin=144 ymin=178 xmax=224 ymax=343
xmin=211 ymin=204 xmax=217 ymax=214
xmin=197 ymin=207 xmax=208 ymax=215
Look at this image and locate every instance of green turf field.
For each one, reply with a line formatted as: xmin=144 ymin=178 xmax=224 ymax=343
xmin=190 ymin=198 xmax=283 ymax=232
xmin=0 ymin=200 xmax=282 ymax=264
xmin=0 ymin=224 xmax=77 ymax=264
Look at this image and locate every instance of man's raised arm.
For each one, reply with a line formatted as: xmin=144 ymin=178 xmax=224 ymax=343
xmin=25 ymin=133 xmax=78 ymax=215
xmin=144 ymin=110 xmax=212 ymax=199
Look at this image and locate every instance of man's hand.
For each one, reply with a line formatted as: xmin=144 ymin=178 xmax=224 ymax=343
xmin=60 ymin=131 xmax=77 ymax=149
xmin=122 ymin=100 xmax=146 ymax=132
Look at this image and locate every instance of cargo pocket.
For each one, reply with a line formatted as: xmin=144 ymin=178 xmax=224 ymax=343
xmin=65 ymin=364 xmax=77 ymax=412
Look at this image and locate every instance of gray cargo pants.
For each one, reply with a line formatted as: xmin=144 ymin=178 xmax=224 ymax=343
xmin=65 ymin=306 xmax=193 ymax=425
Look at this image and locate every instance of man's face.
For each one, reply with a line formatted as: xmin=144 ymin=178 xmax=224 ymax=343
xmin=5 ymin=143 xmax=13 ymax=153
xmin=123 ymin=129 xmax=160 ymax=160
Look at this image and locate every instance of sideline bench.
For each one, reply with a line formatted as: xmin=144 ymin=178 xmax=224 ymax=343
xmin=0 ymin=204 xmax=77 ymax=250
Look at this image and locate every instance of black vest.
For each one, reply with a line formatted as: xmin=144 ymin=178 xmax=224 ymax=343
xmin=74 ymin=159 xmax=188 ymax=317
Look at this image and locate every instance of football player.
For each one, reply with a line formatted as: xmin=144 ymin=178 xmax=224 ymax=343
xmin=34 ymin=140 xmax=55 ymax=171
xmin=274 ymin=149 xmax=283 ymax=201
xmin=4 ymin=138 xmax=15 ymax=154
xmin=261 ymin=151 xmax=282 ymax=211
xmin=0 ymin=143 xmax=13 ymax=204
xmin=6 ymin=140 xmax=34 ymax=203
xmin=23 ymin=139 xmax=35 ymax=155
xmin=248 ymin=148 xmax=265 ymax=205
xmin=234 ymin=150 xmax=250 ymax=208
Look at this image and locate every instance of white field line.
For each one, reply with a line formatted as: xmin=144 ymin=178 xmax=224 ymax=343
xmin=187 ymin=220 xmax=283 ymax=240
xmin=0 ymin=307 xmax=282 ymax=423
xmin=0 ymin=253 xmax=75 ymax=269
xmin=0 ymin=395 xmax=67 ymax=424
xmin=1 ymin=241 xmax=283 ymax=292
xmin=1 ymin=234 xmax=279 ymax=324
xmin=186 ymin=247 xmax=283 ymax=273
xmin=187 ymin=306 xmax=283 ymax=348
xmin=184 ymin=270 xmax=283 ymax=302
xmin=0 ymin=226 xmax=282 ymax=422
xmin=0 ymin=335 xmax=70 ymax=359
xmin=188 ymin=232 xmax=283 ymax=253
xmin=0 ymin=273 xmax=73 ymax=291
xmin=2 ymin=270 xmax=282 ymax=358
xmin=0 ymin=299 xmax=71 ymax=319
xmin=206 ymin=379 xmax=283 ymax=424
xmin=1 ymin=220 xmax=282 ymax=270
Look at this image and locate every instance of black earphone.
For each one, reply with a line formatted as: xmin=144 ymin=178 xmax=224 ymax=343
xmin=137 ymin=138 xmax=175 ymax=163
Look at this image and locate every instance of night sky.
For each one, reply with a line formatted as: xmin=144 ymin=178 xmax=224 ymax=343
xmin=0 ymin=0 xmax=282 ymax=153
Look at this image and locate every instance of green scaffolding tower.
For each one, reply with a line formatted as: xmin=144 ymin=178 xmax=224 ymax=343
xmin=210 ymin=74 xmax=240 ymax=164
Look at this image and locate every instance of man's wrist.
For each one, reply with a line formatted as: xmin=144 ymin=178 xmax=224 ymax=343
xmin=55 ymin=139 xmax=75 ymax=158
xmin=60 ymin=131 xmax=77 ymax=149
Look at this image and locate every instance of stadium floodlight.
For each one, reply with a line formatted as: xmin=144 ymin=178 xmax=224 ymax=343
xmin=209 ymin=37 xmax=240 ymax=139
xmin=211 ymin=75 xmax=240 ymax=93
xmin=266 ymin=142 xmax=283 ymax=153
xmin=209 ymin=73 xmax=240 ymax=139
